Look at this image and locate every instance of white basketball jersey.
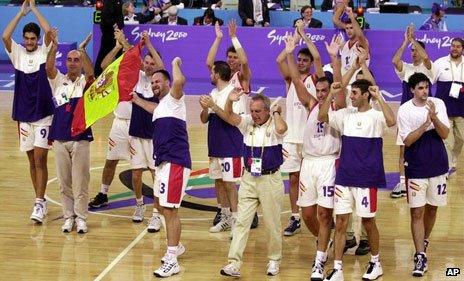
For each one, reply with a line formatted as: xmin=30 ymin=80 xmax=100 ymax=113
xmin=284 ymin=74 xmax=317 ymax=143
xmin=210 ymin=83 xmax=246 ymax=115
xmin=340 ymin=41 xmax=370 ymax=85
xmin=303 ymin=104 xmax=341 ymax=158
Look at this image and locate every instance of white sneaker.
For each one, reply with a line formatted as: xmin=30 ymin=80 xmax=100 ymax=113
xmin=43 ymin=200 xmax=48 ymax=215
xmin=311 ymin=261 xmax=325 ymax=281
xmin=220 ymin=263 xmax=241 ymax=277
xmin=76 ymin=218 xmax=88 ymax=234
xmin=324 ymin=269 xmax=344 ymax=281
xmin=266 ymin=260 xmax=280 ymax=276
xmin=362 ymin=261 xmax=383 ymax=280
xmin=61 ymin=218 xmax=74 ymax=233
xmin=153 ymin=259 xmax=180 ymax=278
xmin=148 ymin=213 xmax=161 ymax=233
xmin=390 ymin=182 xmax=406 ymax=198
xmin=161 ymin=244 xmax=186 ymax=263
xmin=209 ymin=216 xmax=232 ymax=233
xmin=132 ymin=203 xmax=146 ymax=223
xmin=30 ymin=202 xmax=45 ymax=223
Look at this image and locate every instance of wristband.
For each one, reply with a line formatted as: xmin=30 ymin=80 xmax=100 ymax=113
xmin=231 ymin=37 xmax=243 ymax=50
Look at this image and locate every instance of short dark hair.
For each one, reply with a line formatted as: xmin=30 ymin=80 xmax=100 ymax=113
xmin=300 ymin=5 xmax=312 ymax=14
xmin=357 ymin=69 xmax=375 ymax=79
xmin=213 ymin=61 xmax=231 ymax=81
xmin=204 ymin=7 xmax=215 ymax=18
xmin=153 ymin=69 xmax=171 ymax=82
xmin=416 ymin=40 xmax=426 ymax=50
xmin=451 ymin=37 xmax=464 ymax=47
xmin=316 ymin=76 xmax=331 ymax=86
xmin=144 ymin=50 xmax=162 ymax=60
xmin=251 ymin=94 xmax=271 ymax=110
xmin=23 ymin=22 xmax=40 ymax=38
xmin=408 ymin=72 xmax=430 ymax=89
xmin=297 ymin=47 xmax=314 ymax=63
xmin=226 ymin=46 xmax=236 ymax=56
xmin=351 ymin=79 xmax=373 ymax=100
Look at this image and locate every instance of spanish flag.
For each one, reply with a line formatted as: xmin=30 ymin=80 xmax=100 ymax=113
xmin=71 ymin=43 xmax=142 ymax=136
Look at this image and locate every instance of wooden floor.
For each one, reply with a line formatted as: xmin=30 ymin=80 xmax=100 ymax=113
xmin=0 ymin=93 xmax=463 ymax=281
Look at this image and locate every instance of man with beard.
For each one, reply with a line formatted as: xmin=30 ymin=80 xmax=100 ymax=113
xmin=132 ymin=57 xmax=190 ymax=278
xmin=2 ymin=0 xmax=52 ymax=223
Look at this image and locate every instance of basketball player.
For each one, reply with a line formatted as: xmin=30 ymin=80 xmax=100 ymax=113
xmin=391 ymin=25 xmax=434 ymax=199
xmin=205 ymin=20 xmax=258 ymax=228
xmin=285 ymin=36 xmax=346 ymax=280
xmin=276 ymin=22 xmax=324 ymax=237
xmin=2 ymin=0 xmax=52 ymax=223
xmin=132 ymin=57 xmax=190 ymax=278
xmin=398 ymin=73 xmax=449 ymax=277
xmin=319 ymin=80 xmax=396 ymax=281
xmin=200 ymin=60 xmax=244 ymax=233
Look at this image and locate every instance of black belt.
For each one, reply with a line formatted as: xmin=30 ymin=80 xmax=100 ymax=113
xmin=245 ymin=167 xmax=279 ymax=175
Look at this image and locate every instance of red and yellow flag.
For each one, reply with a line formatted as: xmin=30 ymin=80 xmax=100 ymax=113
xmin=71 ymin=43 xmax=142 ymax=136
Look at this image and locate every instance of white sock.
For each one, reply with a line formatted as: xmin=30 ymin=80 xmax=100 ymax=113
xmin=167 ymin=246 xmax=178 ymax=260
xmin=292 ymin=213 xmax=300 ymax=220
xmin=370 ymin=254 xmax=379 ymax=263
xmin=316 ymin=250 xmax=327 ymax=264
xmin=153 ymin=208 xmax=159 ymax=215
xmin=222 ymin=207 xmax=231 ymax=217
xmin=35 ymin=198 xmax=45 ymax=204
xmin=100 ymin=184 xmax=109 ymax=194
xmin=136 ymin=197 xmax=144 ymax=205
xmin=334 ymin=260 xmax=343 ymax=270
xmin=400 ymin=176 xmax=405 ymax=184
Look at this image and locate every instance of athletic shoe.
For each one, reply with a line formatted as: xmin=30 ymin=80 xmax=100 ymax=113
xmin=266 ymin=260 xmax=280 ymax=276
xmin=148 ymin=213 xmax=161 ymax=233
xmin=161 ymin=244 xmax=186 ymax=263
xmin=284 ymin=216 xmax=301 ymax=236
xmin=424 ymin=240 xmax=429 ymax=253
xmin=132 ymin=203 xmax=146 ymax=223
xmin=154 ymin=259 xmax=180 ymax=278
xmin=212 ymin=208 xmax=222 ymax=226
xmin=43 ymin=199 xmax=48 ymax=215
xmin=362 ymin=261 xmax=383 ymax=280
xmin=448 ymin=167 xmax=457 ymax=175
xmin=412 ymin=253 xmax=427 ymax=277
xmin=324 ymin=269 xmax=344 ymax=281
xmin=311 ymin=261 xmax=325 ymax=281
xmin=220 ymin=263 xmax=241 ymax=277
xmin=61 ymin=217 xmax=74 ymax=233
xmin=89 ymin=192 xmax=108 ymax=208
xmin=30 ymin=202 xmax=45 ymax=223
xmin=251 ymin=212 xmax=259 ymax=229
xmin=390 ymin=182 xmax=406 ymax=198
xmin=343 ymin=237 xmax=357 ymax=253
xmin=356 ymin=239 xmax=371 ymax=256
xmin=76 ymin=218 xmax=88 ymax=234
xmin=209 ymin=216 xmax=232 ymax=233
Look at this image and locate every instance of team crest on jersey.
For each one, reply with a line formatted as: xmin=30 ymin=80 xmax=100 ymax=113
xmin=357 ymin=122 xmax=362 ymax=126
xmin=87 ymin=70 xmax=115 ymax=101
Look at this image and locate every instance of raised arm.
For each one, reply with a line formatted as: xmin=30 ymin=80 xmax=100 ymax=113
xmin=325 ymin=35 xmax=346 ymax=108
xmin=369 ymin=86 xmax=396 ymax=127
xmin=285 ymin=36 xmax=317 ymax=110
xmin=170 ymin=57 xmax=185 ymax=100
xmin=392 ymin=26 xmax=410 ymax=72
xmin=358 ymin=47 xmax=376 ymax=85
xmin=346 ymin=7 xmax=368 ymax=50
xmin=229 ymin=20 xmax=251 ymax=89
xmin=131 ymin=91 xmax=157 ymax=113
xmin=45 ymin=28 xmax=58 ymax=79
xmin=2 ymin=0 xmax=30 ymax=52
xmin=318 ymin=82 xmax=342 ymax=123
xmin=297 ymin=25 xmax=324 ymax=78
xmin=411 ymin=37 xmax=432 ymax=70
xmin=101 ymin=41 xmax=122 ymax=70
xmin=206 ymin=22 xmax=223 ymax=71
xmin=29 ymin=0 xmax=51 ymax=46
xmin=271 ymin=103 xmax=287 ymax=135
xmin=332 ymin=2 xmax=346 ymax=29
xmin=142 ymin=31 xmax=164 ymax=69
xmin=78 ymin=33 xmax=94 ymax=80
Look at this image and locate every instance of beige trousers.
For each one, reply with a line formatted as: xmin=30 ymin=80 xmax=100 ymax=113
xmin=54 ymin=140 xmax=90 ymax=220
xmin=228 ymin=171 xmax=284 ymax=268
xmin=444 ymin=117 xmax=464 ymax=169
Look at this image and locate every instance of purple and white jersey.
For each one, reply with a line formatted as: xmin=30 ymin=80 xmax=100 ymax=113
xmin=6 ymin=39 xmax=53 ymax=125
xmin=152 ymin=93 xmax=191 ymax=169
xmin=433 ymin=55 xmax=464 ymax=117
xmin=284 ymin=74 xmax=317 ymax=144
xmin=328 ymin=108 xmax=387 ymax=188
xmin=129 ymin=71 xmax=156 ymax=139
xmin=208 ymin=84 xmax=244 ymax=158
xmin=238 ymin=115 xmax=284 ymax=171
xmin=395 ymin=62 xmax=435 ymax=105
xmin=303 ymin=103 xmax=340 ymax=159
xmin=398 ymin=97 xmax=449 ymax=178
xmin=48 ymin=72 xmax=93 ymax=141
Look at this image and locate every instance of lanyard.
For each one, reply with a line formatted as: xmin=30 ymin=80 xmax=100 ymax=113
xmin=65 ymin=75 xmax=82 ymax=100
xmin=449 ymin=59 xmax=464 ymax=83
xmin=250 ymin=119 xmax=272 ymax=160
